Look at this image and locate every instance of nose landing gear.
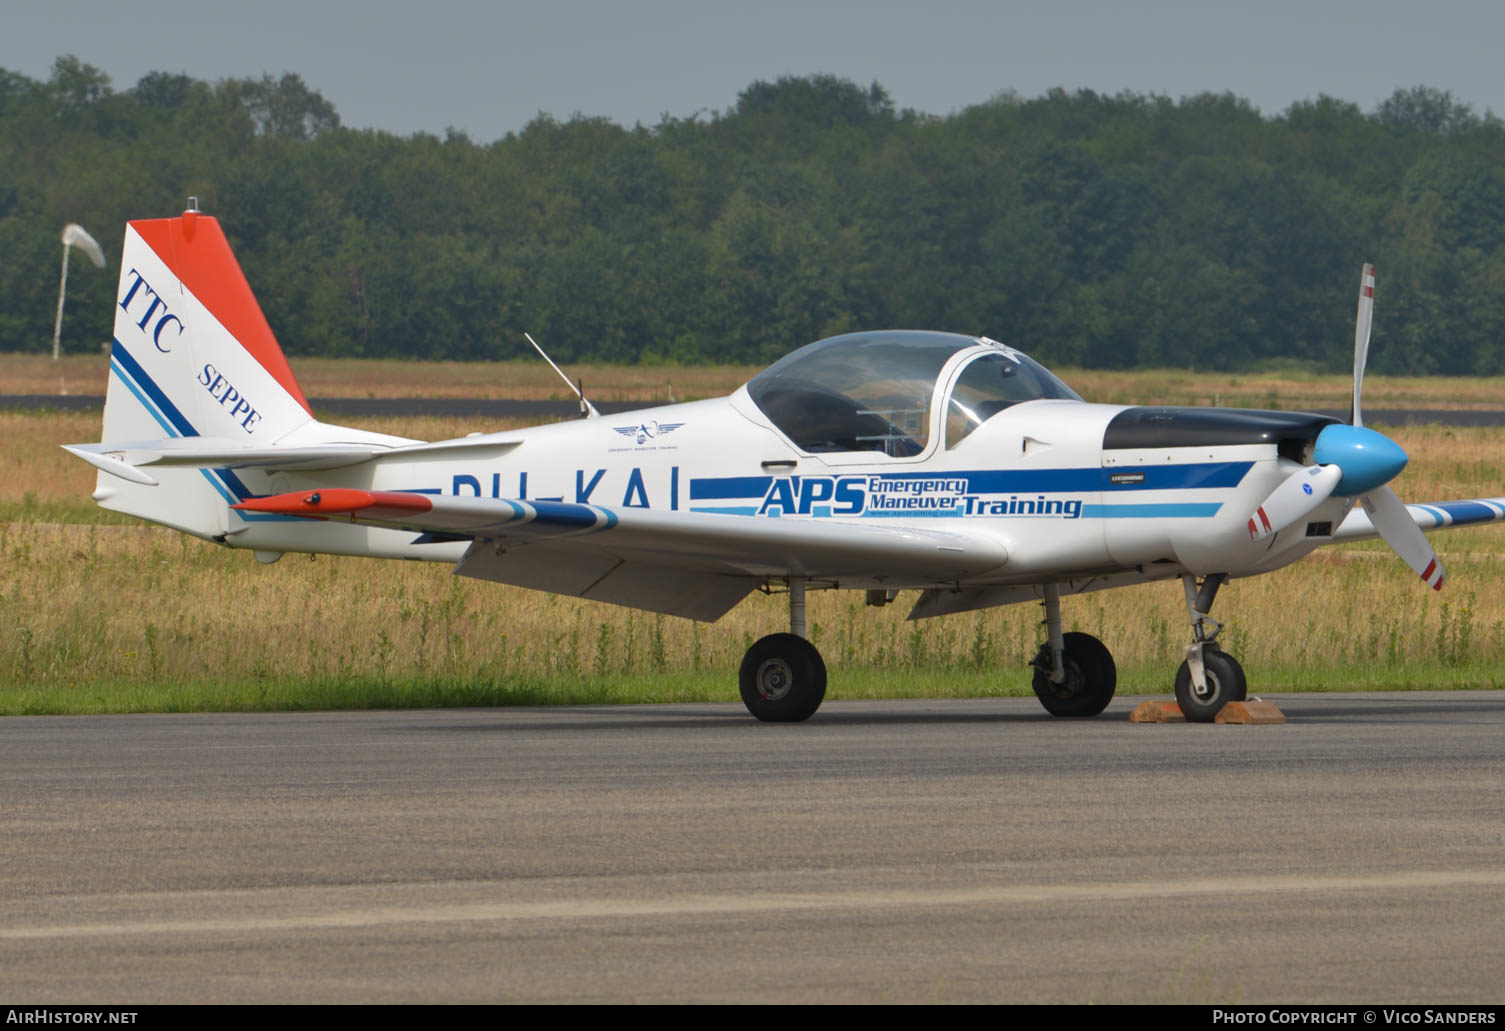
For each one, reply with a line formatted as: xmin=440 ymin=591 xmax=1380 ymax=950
xmin=1174 ymin=573 xmax=1247 ymax=722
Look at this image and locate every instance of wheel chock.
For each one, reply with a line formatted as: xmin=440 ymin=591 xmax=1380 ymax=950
xmin=1129 ymin=699 xmax=1185 ymax=722
xmin=1213 ymin=699 xmax=1286 ymax=724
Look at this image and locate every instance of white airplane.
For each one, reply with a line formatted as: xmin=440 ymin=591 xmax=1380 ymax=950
xmin=66 ymin=206 xmax=1505 ymax=722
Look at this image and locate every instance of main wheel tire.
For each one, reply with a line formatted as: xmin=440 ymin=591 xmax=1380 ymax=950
xmin=739 ymin=633 xmax=827 ymax=723
xmin=1031 ymin=631 xmax=1117 ymax=717
xmin=1174 ymin=647 xmax=1248 ymax=723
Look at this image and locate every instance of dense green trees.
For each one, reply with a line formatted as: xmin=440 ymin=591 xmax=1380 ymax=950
xmin=5 ymin=57 xmax=1504 ymax=374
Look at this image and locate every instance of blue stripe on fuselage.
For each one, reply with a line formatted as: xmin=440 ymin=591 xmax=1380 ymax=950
xmin=688 ymin=463 xmax=1253 ymax=502
xmin=688 ymin=476 xmax=774 ymax=500
xmin=1082 ymin=503 xmax=1223 ymax=518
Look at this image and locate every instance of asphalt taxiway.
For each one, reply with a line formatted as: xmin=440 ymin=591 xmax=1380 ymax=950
xmin=1 ymin=692 xmax=1502 ymax=1003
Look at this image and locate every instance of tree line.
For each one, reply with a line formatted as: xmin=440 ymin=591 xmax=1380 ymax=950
xmin=4 ymin=56 xmax=1504 ymax=375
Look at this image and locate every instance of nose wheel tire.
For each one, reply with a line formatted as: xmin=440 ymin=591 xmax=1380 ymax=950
xmin=1174 ymin=647 xmax=1247 ymax=723
xmin=1031 ymin=631 xmax=1117 ymax=717
xmin=739 ymin=633 xmax=827 ymax=722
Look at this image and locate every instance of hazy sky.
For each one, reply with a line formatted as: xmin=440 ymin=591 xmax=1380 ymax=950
xmin=6 ymin=0 xmax=1504 ymax=141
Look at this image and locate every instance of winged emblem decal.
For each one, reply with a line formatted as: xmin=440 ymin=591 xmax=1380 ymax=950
xmin=613 ymin=420 xmax=685 ymax=446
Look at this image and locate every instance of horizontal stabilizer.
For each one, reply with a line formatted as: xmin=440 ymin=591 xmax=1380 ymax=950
xmin=63 ymin=433 xmax=522 ymax=481
xmin=66 ymin=438 xmax=388 ymax=474
xmin=382 ymin=435 xmax=524 ymax=461
xmin=61 ymin=444 xmax=161 ymax=485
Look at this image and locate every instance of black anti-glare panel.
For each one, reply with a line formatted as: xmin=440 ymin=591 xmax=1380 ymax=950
xmin=1103 ymin=407 xmax=1338 ymax=450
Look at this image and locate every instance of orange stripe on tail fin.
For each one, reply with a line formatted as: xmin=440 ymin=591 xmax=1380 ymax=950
xmin=130 ymin=214 xmax=312 ymax=415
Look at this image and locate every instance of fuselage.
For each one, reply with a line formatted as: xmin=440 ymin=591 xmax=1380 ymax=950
xmin=219 ymin=383 xmax=1349 ymax=591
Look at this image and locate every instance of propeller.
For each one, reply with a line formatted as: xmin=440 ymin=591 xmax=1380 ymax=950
xmin=1247 ymin=464 xmax=1342 ymax=540
xmin=1246 ymin=265 xmax=1446 ymax=590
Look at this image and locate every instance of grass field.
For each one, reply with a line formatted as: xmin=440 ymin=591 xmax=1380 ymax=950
xmin=3 ymin=389 xmax=1505 ymax=715
xmin=11 ymin=351 xmax=1505 ymax=408
xmin=6 ymin=352 xmax=761 ymax=403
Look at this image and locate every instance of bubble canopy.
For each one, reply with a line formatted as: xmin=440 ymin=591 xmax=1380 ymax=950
xmin=746 ymin=330 xmax=1080 ymax=456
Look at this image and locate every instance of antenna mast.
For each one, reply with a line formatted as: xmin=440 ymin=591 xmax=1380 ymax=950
xmin=524 ymin=332 xmax=599 ymax=419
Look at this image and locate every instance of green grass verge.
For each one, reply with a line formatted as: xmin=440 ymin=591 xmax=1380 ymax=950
xmin=4 ymin=662 xmax=1500 ymax=717
xmin=1 ymin=495 xmax=138 ymax=526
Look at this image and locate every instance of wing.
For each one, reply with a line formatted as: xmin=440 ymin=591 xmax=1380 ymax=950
xmin=1330 ymin=497 xmax=1505 ymax=542
xmin=233 ymin=489 xmax=1010 ymax=621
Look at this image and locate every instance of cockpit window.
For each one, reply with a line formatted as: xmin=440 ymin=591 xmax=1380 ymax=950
xmin=944 ymin=351 xmax=1082 ymax=448
xmin=747 ymin=330 xmax=1081 ymax=456
xmin=747 ymin=331 xmax=971 ymax=455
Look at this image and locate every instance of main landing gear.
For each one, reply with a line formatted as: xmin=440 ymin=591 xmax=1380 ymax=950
xmin=1173 ymin=572 xmax=1247 ymax=722
xmin=1030 ymin=583 xmax=1117 ymax=717
xmin=740 ymin=578 xmax=827 ymax=722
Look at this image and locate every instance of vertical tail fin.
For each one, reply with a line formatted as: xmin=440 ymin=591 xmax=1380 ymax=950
xmin=95 ymin=206 xmax=316 ymax=537
xmin=105 ymin=207 xmax=314 ymax=444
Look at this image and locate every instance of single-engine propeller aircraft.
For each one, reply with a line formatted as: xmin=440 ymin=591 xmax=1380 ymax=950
xmin=67 ymin=206 xmax=1505 ymax=721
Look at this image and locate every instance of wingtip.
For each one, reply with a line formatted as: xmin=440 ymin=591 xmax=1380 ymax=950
xmin=233 ymin=488 xmax=434 ymax=518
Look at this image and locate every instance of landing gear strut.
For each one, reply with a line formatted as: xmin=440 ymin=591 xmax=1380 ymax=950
xmin=1030 ymin=583 xmax=1117 ymax=717
xmin=740 ymin=577 xmax=827 ymax=722
xmin=1174 ymin=573 xmax=1247 ymax=722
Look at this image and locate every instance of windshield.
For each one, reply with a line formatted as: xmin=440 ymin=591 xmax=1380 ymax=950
xmin=944 ymin=351 xmax=1082 ymax=448
xmin=747 ymin=331 xmax=974 ymax=455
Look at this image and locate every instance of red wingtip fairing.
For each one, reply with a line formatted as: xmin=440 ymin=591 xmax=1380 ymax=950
xmin=233 ymin=489 xmax=435 ymax=520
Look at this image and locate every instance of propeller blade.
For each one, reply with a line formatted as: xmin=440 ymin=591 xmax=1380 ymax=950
xmin=1248 ymin=464 xmax=1343 ymax=541
xmin=1363 ymin=486 xmax=1446 ymax=590
xmin=1352 ymin=263 xmax=1374 ymax=427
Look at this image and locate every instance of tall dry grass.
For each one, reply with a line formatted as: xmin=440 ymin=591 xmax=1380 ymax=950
xmin=9 ymin=351 xmax=1505 ymax=407
xmin=2 ymin=353 xmax=759 ymax=402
